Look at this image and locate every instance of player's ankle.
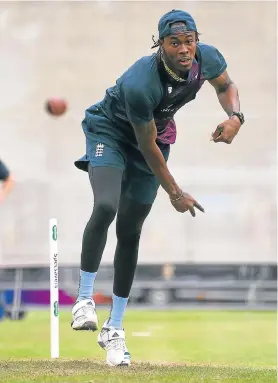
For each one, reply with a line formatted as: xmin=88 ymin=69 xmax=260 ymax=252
xmin=107 ymin=318 xmax=122 ymax=329
xmin=76 ymin=296 xmax=93 ymax=302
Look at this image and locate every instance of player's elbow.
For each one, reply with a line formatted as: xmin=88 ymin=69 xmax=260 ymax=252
xmin=4 ymin=174 xmax=15 ymax=189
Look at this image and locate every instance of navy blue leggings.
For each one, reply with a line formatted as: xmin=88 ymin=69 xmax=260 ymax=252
xmin=81 ymin=165 xmax=152 ymax=297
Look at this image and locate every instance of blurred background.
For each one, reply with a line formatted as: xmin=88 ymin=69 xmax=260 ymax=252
xmin=0 ymin=1 xmax=276 ymax=317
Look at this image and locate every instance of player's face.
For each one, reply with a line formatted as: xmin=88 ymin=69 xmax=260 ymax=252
xmin=162 ymin=32 xmax=197 ymax=73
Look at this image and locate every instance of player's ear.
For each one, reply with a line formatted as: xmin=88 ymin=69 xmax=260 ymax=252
xmin=158 ymin=38 xmax=163 ymax=47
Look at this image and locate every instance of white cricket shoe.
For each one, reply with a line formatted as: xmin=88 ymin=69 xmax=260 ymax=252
xmin=71 ymin=299 xmax=98 ymax=331
xmin=97 ymin=320 xmax=131 ymax=366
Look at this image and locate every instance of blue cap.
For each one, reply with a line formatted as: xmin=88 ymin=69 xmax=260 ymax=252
xmin=158 ymin=9 xmax=197 ymax=39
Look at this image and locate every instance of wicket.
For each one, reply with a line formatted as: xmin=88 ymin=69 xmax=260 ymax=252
xmin=49 ymin=218 xmax=59 ymax=359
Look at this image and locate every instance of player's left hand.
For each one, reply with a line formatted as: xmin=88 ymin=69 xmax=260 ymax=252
xmin=210 ymin=118 xmax=241 ymax=144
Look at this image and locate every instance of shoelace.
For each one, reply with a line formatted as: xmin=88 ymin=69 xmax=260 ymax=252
xmin=106 ymin=338 xmax=125 ymax=352
xmin=75 ymin=305 xmax=94 ymax=320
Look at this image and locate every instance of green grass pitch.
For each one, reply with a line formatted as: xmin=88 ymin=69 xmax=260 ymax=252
xmin=0 ymin=309 xmax=276 ymax=382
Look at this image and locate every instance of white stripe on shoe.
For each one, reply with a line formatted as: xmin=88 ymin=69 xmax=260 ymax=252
xmin=71 ymin=299 xmax=98 ymax=331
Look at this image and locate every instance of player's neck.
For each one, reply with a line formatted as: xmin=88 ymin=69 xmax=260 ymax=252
xmin=161 ymin=52 xmax=189 ymax=82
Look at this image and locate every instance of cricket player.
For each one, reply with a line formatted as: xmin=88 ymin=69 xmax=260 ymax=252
xmin=72 ymin=9 xmax=244 ymax=366
xmin=0 ymin=159 xmax=14 ymax=204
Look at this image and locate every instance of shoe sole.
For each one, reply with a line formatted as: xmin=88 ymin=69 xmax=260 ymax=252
xmin=106 ymin=359 xmax=130 ymax=367
xmin=118 ymin=360 xmax=130 ymax=367
xmin=71 ymin=321 xmax=98 ymax=331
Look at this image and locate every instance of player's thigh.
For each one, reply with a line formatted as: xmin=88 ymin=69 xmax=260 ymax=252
xmin=122 ymin=143 xmax=170 ymax=205
xmin=86 ymin=136 xmax=126 ymax=208
xmin=88 ymin=166 xmax=124 ymax=211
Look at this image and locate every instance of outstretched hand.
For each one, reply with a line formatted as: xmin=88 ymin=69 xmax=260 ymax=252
xmin=210 ymin=118 xmax=240 ymax=144
xmin=170 ymin=191 xmax=205 ymax=217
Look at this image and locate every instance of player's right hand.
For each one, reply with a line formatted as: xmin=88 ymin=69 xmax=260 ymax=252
xmin=170 ymin=191 xmax=205 ymax=216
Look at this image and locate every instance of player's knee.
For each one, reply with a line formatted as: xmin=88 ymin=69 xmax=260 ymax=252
xmin=116 ymin=227 xmax=141 ymax=245
xmin=94 ymin=199 xmax=118 ymax=226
